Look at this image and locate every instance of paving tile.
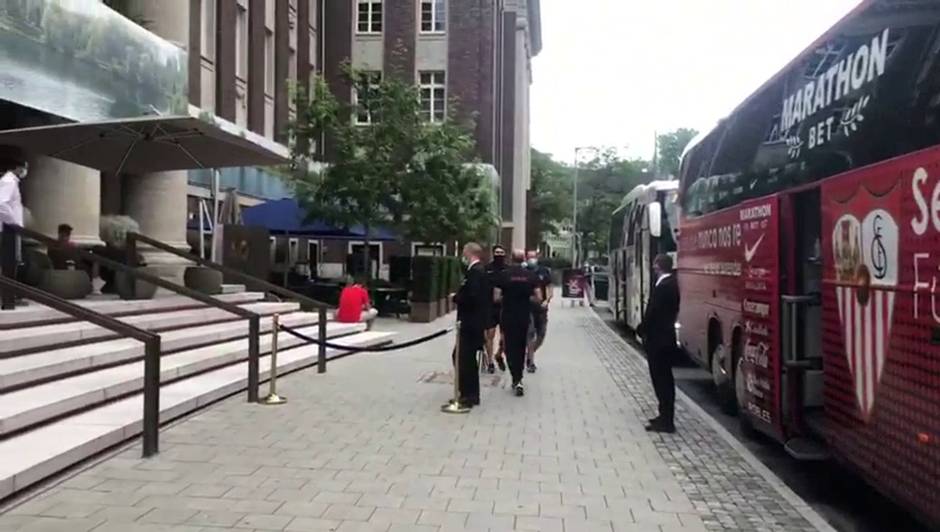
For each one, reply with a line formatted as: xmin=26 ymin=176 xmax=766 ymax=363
xmin=0 ymin=307 xmax=824 ymax=532
xmin=231 ymin=513 xmax=293 ymax=530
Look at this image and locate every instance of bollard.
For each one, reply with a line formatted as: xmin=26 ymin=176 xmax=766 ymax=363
xmin=317 ymin=307 xmax=327 ymax=373
xmin=259 ymin=314 xmax=287 ymax=405
xmin=441 ymin=322 xmax=471 ymax=414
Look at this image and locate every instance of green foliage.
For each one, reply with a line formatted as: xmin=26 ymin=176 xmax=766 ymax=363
xmin=411 ymin=256 xmax=439 ymax=303
xmin=656 ymin=128 xmax=699 ymax=178
xmin=575 ymin=152 xmax=653 ymax=258
xmin=288 ymin=70 xmax=499 ymax=277
xmin=528 ymin=149 xmax=572 ymax=240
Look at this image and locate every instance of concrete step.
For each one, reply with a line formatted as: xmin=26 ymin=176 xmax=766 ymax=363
xmin=0 ymin=329 xmax=395 ymax=500
xmin=221 ymin=284 xmax=246 ymax=294
xmin=0 ymin=291 xmax=265 ymax=329
xmin=0 ymin=311 xmax=322 ymax=391
xmin=0 ymin=301 xmax=302 ymax=355
xmin=0 ymin=319 xmax=364 ymax=437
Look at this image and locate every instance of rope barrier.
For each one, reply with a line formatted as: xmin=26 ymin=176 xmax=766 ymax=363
xmin=279 ymin=323 xmax=455 ymax=354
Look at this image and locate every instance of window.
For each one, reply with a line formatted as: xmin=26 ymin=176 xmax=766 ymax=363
xmin=265 ymin=29 xmax=274 ymax=94
xmin=421 ymin=0 xmax=446 ymax=33
xmin=357 ymin=1 xmax=382 ymax=34
xmin=236 ymin=4 xmax=248 ymax=80
xmin=353 ymin=71 xmax=382 ymax=125
xmin=201 ymin=0 xmax=216 ymax=60
xmin=419 ymin=71 xmax=446 ymax=123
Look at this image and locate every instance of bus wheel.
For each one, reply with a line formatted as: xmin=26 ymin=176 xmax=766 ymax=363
xmin=711 ymin=343 xmax=736 ymax=414
xmin=735 ymin=356 xmax=757 ymax=438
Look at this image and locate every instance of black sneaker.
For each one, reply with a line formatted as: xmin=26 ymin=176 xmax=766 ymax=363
xmin=527 ymin=362 xmax=537 ymax=373
xmin=514 ymin=382 xmax=525 ymax=396
xmin=487 ymin=364 xmax=496 ymax=374
xmin=495 ymin=356 xmax=506 ymax=372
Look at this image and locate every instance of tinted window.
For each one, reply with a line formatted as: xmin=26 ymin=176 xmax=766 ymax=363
xmin=681 ymin=1 xmax=940 ymax=217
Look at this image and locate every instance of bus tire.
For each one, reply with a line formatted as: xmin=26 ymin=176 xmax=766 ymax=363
xmin=711 ymin=343 xmax=736 ymax=414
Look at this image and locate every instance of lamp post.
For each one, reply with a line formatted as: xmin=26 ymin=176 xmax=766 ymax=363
xmin=571 ymin=146 xmax=598 ymax=267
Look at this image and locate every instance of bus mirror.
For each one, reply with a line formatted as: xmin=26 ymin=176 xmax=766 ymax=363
xmin=648 ymin=202 xmax=663 ymax=238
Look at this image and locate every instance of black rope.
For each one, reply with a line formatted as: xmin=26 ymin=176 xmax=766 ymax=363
xmin=279 ymin=323 xmax=455 ymax=353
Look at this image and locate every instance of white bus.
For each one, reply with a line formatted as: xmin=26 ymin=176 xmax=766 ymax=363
xmin=609 ymin=180 xmax=679 ymax=330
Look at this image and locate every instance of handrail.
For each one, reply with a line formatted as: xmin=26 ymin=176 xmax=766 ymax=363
xmin=128 ymin=232 xmax=332 ymax=374
xmin=1 ymin=224 xmax=263 ymax=402
xmin=0 ymin=274 xmax=162 ymax=457
xmin=127 ymin=232 xmax=331 ymax=310
xmin=3 ymin=225 xmax=254 ymax=318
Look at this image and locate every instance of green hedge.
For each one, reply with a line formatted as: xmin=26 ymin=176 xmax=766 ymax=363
xmin=411 ymin=256 xmax=440 ymax=303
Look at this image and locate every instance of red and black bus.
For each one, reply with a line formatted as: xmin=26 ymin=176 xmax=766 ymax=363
xmin=677 ymin=0 xmax=940 ymax=524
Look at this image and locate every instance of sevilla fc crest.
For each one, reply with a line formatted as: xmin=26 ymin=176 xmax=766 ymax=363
xmin=831 ymin=208 xmax=898 ymax=420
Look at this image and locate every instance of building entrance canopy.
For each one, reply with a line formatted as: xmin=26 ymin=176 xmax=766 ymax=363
xmin=0 ymin=106 xmax=289 ymax=174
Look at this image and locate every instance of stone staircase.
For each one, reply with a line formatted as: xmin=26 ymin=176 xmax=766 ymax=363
xmin=0 ymin=285 xmax=394 ymax=500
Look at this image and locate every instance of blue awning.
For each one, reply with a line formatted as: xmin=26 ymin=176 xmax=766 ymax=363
xmin=242 ymin=198 xmax=398 ymax=241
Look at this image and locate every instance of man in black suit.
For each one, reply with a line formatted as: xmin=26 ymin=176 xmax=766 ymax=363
xmin=453 ymin=242 xmax=489 ymax=407
xmin=638 ymin=253 xmax=680 ymax=433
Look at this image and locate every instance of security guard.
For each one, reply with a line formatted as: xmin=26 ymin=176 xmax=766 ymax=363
xmin=494 ymin=249 xmax=542 ymax=396
xmin=453 ymin=242 xmax=489 ymax=406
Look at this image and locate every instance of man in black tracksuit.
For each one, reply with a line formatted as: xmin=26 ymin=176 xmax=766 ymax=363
xmin=494 ymin=249 xmax=542 ymax=396
xmin=638 ymin=253 xmax=680 ymax=433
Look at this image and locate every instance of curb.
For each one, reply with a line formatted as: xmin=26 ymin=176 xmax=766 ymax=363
xmin=588 ymin=308 xmax=838 ymax=532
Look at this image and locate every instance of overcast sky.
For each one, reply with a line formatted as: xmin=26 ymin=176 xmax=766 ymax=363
xmin=530 ymin=0 xmax=862 ymax=163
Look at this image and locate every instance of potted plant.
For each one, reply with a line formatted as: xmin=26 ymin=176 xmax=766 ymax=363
xmin=184 ymin=265 xmax=223 ymax=295
xmin=410 ymin=255 xmax=439 ymax=322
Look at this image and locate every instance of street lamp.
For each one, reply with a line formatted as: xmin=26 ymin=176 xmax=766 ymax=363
xmin=571 ymin=146 xmax=598 ymax=268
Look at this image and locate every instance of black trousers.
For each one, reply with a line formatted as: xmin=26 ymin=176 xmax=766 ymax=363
xmin=455 ymin=327 xmax=483 ymax=402
xmin=647 ymin=348 xmax=675 ymax=425
xmin=502 ymin=317 xmax=529 ymax=385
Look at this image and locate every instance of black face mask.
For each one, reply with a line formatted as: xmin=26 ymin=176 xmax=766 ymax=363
xmin=493 ymin=256 xmax=506 ymax=267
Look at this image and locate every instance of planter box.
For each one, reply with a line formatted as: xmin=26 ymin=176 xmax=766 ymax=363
xmin=184 ymin=266 xmax=223 ymax=295
xmin=410 ymin=301 xmax=437 ymax=323
xmin=39 ymin=270 xmax=93 ymax=300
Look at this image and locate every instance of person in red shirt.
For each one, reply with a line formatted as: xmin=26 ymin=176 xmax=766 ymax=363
xmin=335 ymin=277 xmax=378 ymax=329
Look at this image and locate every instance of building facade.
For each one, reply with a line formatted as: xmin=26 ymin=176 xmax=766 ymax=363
xmin=0 ymin=0 xmax=539 ymax=284
xmin=323 ymin=0 xmax=541 ymax=250
xmin=0 ymin=0 xmax=315 ymax=278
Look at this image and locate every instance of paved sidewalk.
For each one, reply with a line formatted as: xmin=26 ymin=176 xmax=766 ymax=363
xmin=0 ymin=302 xmax=825 ymax=532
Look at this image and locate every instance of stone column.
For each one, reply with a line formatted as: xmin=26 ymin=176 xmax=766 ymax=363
xmin=123 ymin=171 xmax=190 ymax=281
xmin=22 ymin=156 xmax=102 ymax=247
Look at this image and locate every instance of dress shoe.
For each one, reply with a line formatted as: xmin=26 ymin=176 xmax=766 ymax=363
xmin=644 ymin=421 xmax=676 ymax=434
xmin=648 ymin=416 xmax=661 ymax=425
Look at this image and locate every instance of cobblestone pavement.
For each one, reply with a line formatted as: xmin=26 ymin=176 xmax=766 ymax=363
xmin=0 ymin=302 xmax=827 ymax=532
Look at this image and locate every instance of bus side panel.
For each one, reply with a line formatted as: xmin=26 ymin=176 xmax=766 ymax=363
xmin=678 ymin=197 xmax=783 ymax=436
xmin=820 ymin=147 xmax=940 ymax=525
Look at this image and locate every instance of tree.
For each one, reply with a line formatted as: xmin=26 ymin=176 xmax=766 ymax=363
xmin=401 ymin=120 xmax=499 ymax=244
xmin=575 ymin=152 xmax=652 ymax=258
xmin=289 ymin=72 xmax=498 ymax=279
xmin=656 ymin=128 xmax=699 ymax=178
xmin=527 ymin=149 xmax=572 ymax=247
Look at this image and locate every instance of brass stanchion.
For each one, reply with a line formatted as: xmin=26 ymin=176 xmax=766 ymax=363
xmin=441 ymin=322 xmax=471 ymax=414
xmin=260 ymin=314 xmax=287 ymax=405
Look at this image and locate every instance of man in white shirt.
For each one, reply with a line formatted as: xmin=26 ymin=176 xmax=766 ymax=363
xmin=0 ymin=154 xmax=27 ymax=260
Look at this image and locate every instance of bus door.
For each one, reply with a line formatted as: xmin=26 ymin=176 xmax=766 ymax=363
xmin=782 ymin=189 xmax=825 ymax=439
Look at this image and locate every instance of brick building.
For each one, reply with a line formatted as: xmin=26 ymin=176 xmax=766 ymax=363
xmin=323 ymin=0 xmax=542 ymax=252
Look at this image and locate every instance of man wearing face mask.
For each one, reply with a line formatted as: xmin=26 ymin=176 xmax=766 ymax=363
xmin=483 ymin=245 xmax=508 ymax=374
xmin=525 ymin=250 xmax=552 ymax=373
xmin=0 ymin=150 xmax=27 ymax=304
xmin=453 ymin=242 xmax=489 ymax=407
xmin=494 ymin=249 xmax=541 ymax=396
